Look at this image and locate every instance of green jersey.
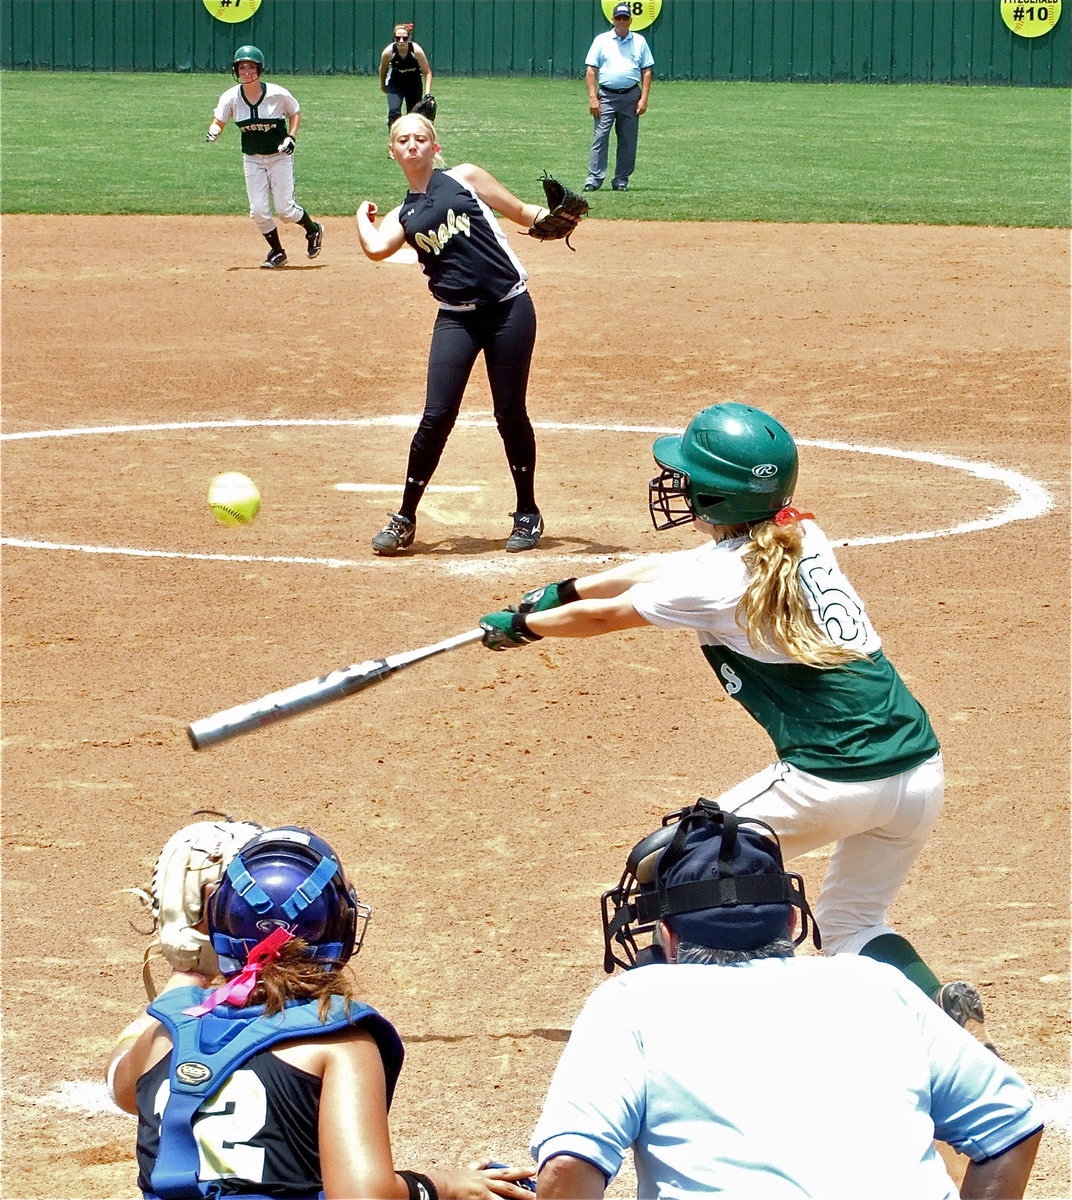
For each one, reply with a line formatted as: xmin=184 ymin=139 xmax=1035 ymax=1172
xmin=214 ymin=81 xmax=298 ymax=157
xmin=628 ymin=522 xmax=939 ymax=782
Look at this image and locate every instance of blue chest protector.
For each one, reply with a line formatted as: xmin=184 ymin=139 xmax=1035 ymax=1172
xmin=145 ymin=986 xmax=404 ymax=1200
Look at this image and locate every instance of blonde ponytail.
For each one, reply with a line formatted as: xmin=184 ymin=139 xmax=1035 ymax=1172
xmin=735 ymin=517 xmax=867 ymax=668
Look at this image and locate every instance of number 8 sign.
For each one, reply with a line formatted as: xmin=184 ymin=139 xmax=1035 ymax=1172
xmin=600 ymin=1 xmax=662 ymax=31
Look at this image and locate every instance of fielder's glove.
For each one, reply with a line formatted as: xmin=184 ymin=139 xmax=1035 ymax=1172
xmin=519 ymin=577 xmax=580 ymax=614
xmin=278 ymin=135 xmax=296 ymax=155
xmin=480 ymin=608 xmax=543 ymax=650
xmin=527 ymin=173 xmax=589 ymax=250
xmin=412 ymin=93 xmax=437 ymax=122
xmin=131 ymin=814 xmax=263 ymax=998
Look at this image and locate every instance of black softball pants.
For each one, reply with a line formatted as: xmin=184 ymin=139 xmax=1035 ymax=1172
xmin=387 ymin=77 xmax=423 ymax=128
xmin=399 ymin=291 xmax=538 ymax=519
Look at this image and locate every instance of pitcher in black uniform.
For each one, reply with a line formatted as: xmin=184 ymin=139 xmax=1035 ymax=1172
xmin=357 ymin=113 xmax=554 ymax=555
xmin=105 ymin=826 xmax=535 ymax=1199
xmin=379 ymin=23 xmax=433 ymax=130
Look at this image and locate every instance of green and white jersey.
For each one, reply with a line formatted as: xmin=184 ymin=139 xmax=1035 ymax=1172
xmin=214 ymin=82 xmax=298 ymax=157
xmin=628 ymin=522 xmax=939 ymax=782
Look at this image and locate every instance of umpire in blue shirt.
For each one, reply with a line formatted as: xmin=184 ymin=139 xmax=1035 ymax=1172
xmin=583 ymin=3 xmax=655 ymax=192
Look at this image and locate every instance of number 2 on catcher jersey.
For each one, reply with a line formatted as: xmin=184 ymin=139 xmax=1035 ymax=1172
xmin=153 ymin=1071 xmax=268 ymax=1183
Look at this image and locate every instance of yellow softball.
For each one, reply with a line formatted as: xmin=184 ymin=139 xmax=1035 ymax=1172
xmin=208 ymin=472 xmax=261 ymax=527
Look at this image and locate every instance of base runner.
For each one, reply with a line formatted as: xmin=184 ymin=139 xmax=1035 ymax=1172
xmin=206 ymin=45 xmax=323 ymax=269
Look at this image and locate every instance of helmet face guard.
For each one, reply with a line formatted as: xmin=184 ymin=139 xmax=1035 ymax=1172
xmin=648 ymin=467 xmax=697 ymax=530
xmin=232 ymin=45 xmax=265 ymax=78
xmin=209 ymin=827 xmax=369 ymax=975
xmin=600 ymin=799 xmax=819 ymax=972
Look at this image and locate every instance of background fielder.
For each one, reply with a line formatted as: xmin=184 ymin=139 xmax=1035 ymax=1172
xmin=206 ymin=45 xmax=323 ymax=269
xmin=379 ymin=22 xmax=434 ymax=130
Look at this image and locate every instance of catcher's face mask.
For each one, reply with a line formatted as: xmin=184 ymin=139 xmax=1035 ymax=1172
xmin=600 ymin=799 xmax=820 ymax=972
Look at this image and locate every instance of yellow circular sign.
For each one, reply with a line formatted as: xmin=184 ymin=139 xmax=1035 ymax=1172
xmin=600 ymin=1 xmax=662 ymax=32
xmin=1000 ymin=1 xmax=1061 ymax=36
xmin=203 ymin=0 xmax=262 ymax=24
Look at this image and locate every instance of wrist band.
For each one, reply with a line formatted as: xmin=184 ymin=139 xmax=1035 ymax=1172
xmin=514 ymin=613 xmax=543 ymax=642
xmin=399 ymin=1171 xmax=439 ymax=1200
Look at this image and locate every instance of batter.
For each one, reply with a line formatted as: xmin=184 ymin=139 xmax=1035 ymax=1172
xmin=480 ymin=402 xmax=999 ymax=1051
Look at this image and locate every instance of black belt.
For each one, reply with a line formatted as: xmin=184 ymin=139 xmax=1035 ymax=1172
xmin=600 ymin=84 xmax=638 ymax=94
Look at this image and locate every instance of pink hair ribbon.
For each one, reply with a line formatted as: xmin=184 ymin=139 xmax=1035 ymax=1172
xmin=773 ymin=507 xmax=815 ymax=526
xmin=183 ymin=927 xmax=294 ymax=1016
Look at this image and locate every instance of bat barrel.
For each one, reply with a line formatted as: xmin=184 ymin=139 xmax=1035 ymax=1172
xmin=187 ymin=659 xmax=393 ymax=750
xmin=185 ymin=628 xmax=484 ymax=750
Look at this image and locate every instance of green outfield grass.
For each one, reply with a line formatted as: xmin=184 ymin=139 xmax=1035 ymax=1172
xmin=1 ymin=73 xmax=1068 ymax=225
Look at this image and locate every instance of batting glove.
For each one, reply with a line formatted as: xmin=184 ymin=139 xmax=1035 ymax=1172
xmin=278 ymin=136 xmax=296 ymax=155
xmin=206 ymin=130 xmax=220 ymax=142
xmin=480 ymin=609 xmax=543 ymax=650
xmin=519 ymin=577 xmax=580 ymax=615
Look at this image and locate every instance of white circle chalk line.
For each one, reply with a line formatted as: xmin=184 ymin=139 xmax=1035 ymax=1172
xmin=0 ymin=417 xmax=1054 ymax=571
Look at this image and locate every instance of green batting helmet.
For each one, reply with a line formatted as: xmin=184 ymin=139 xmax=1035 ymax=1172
xmin=232 ymin=45 xmax=265 ymax=77
xmin=648 ymin=403 xmax=798 ymax=529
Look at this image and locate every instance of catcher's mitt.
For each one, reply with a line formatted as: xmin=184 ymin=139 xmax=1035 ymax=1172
xmin=412 ymin=93 xmax=437 ymax=122
xmin=527 ymin=173 xmax=590 ymax=250
xmin=130 ymin=812 xmax=263 ymax=998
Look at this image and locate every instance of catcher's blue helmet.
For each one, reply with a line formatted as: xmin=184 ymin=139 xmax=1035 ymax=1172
xmin=208 ymin=826 xmax=368 ymax=974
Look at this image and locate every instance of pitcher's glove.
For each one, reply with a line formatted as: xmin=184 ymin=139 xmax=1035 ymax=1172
xmin=413 ymin=93 xmax=437 ymax=122
xmin=130 ymin=813 xmax=263 ymax=998
xmin=527 ymin=174 xmax=589 ymax=250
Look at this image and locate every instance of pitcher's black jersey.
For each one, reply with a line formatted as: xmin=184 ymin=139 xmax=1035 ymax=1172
xmin=398 ymin=169 xmax=528 ymax=308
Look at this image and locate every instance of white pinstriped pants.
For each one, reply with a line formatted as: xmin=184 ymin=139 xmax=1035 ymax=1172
xmin=242 ymin=153 xmax=303 ymax=234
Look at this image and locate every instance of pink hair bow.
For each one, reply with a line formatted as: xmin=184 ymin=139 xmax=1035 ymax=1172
xmin=183 ymin=927 xmax=294 ymax=1016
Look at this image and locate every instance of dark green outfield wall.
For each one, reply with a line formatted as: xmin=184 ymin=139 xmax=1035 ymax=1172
xmin=2 ymin=1 xmax=1067 ymax=86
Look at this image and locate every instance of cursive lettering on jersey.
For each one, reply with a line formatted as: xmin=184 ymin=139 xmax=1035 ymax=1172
xmin=414 ymin=208 xmax=471 ymax=256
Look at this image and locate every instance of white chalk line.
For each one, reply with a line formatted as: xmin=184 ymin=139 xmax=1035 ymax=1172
xmin=0 ymin=418 xmax=1054 ymax=572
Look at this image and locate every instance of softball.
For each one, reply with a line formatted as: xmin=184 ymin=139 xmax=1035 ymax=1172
xmin=208 ymin=472 xmax=261 ymax=527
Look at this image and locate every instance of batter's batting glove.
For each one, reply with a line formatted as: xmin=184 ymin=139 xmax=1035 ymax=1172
xmin=278 ymin=135 xmax=296 ymax=155
xmin=519 ymin=577 xmax=580 ymax=614
xmin=205 ymin=129 xmax=220 ymax=143
xmin=480 ymin=608 xmax=543 ymax=650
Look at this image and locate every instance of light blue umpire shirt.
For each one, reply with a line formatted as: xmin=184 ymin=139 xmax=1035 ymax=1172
xmin=585 ymin=27 xmax=654 ymax=90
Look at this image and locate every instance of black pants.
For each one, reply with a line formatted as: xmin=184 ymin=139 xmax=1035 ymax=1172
xmin=387 ymin=77 xmax=423 ymax=128
xmin=400 ymin=291 xmax=538 ymax=518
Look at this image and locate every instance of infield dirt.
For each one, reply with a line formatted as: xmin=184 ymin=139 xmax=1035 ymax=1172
xmin=2 ymin=215 xmax=1069 ymax=1197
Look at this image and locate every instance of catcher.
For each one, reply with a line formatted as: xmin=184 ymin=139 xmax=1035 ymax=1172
xmin=106 ymin=820 xmax=535 ymax=1199
xmin=355 ymin=112 xmax=587 ymax=557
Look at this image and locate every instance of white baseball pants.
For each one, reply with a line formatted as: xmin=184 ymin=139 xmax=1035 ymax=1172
xmin=242 ymin=153 xmax=303 ymax=234
xmin=720 ymin=752 xmax=945 ymax=955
